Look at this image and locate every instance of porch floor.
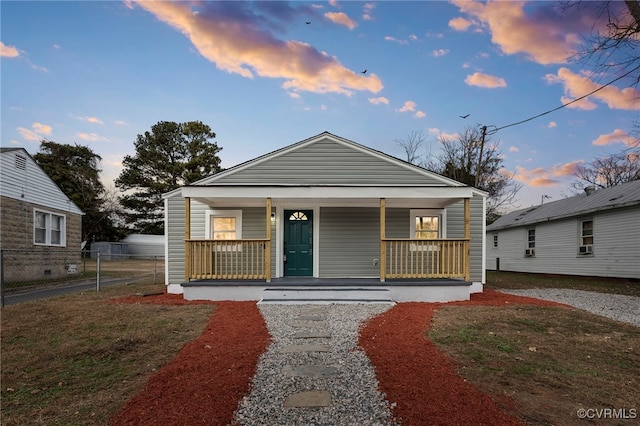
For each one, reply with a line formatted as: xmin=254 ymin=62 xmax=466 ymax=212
xmin=182 ymin=277 xmax=471 ymax=287
xmin=180 ymin=277 xmax=472 ymax=303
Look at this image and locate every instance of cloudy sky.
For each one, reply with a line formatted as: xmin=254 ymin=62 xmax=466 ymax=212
xmin=2 ymin=1 xmax=638 ymax=209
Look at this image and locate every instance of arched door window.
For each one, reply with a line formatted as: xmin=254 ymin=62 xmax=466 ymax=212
xmin=288 ymin=211 xmax=308 ymax=221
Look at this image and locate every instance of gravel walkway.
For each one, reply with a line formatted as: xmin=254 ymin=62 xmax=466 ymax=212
xmin=234 ymin=303 xmax=397 ymax=426
xmin=499 ymin=288 xmax=640 ymax=327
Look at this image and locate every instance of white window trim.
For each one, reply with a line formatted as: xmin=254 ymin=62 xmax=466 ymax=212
xmin=409 ymin=209 xmax=446 ymax=239
xmin=409 ymin=209 xmax=446 ymax=251
xmin=205 ymin=209 xmax=242 ymax=252
xmin=205 ymin=209 xmax=243 ymax=239
xmin=33 ymin=209 xmax=67 ymax=247
xmin=578 ymin=219 xmax=594 ymax=256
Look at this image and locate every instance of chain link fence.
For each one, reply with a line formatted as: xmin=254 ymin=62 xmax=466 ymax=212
xmin=0 ymin=249 xmax=164 ymax=307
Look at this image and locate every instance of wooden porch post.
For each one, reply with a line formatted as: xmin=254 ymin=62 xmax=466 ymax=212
xmin=185 ymin=197 xmax=191 ymax=281
xmin=464 ymin=197 xmax=471 ymax=281
xmin=265 ymin=197 xmax=272 ymax=283
xmin=380 ymin=198 xmax=386 ymax=282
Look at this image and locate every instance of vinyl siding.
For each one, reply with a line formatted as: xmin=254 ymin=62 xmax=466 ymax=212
xmin=166 ymin=196 xmax=186 ymax=284
xmin=319 ymin=207 xmax=380 ymax=278
xmin=0 ymin=149 xmax=83 ymax=215
xmin=166 ymin=200 xmax=276 ymax=285
xmin=446 ymin=195 xmax=484 ymax=282
xmin=486 ymin=206 xmax=640 ymax=279
xmin=209 ymin=138 xmax=446 ymax=186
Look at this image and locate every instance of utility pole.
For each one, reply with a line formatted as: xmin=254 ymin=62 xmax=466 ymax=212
xmin=474 ymin=125 xmax=488 ymax=188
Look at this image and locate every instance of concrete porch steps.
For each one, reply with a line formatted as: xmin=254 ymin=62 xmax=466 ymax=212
xmin=258 ymin=287 xmax=394 ymax=305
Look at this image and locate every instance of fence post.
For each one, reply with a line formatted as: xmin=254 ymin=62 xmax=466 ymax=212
xmin=1 ymin=249 xmax=4 ymax=308
xmin=96 ymin=250 xmax=101 ymax=292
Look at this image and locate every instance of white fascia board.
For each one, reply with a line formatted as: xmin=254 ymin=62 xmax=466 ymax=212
xmin=181 ymin=185 xmax=475 ymax=199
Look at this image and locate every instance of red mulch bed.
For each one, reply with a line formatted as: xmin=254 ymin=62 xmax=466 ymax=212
xmin=109 ymin=299 xmax=270 ymax=426
xmin=359 ymin=289 xmax=566 ymax=425
xmin=109 ymin=289 xmax=565 ymax=425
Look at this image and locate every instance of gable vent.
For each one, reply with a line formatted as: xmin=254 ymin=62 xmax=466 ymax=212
xmin=15 ymin=154 xmax=27 ymax=171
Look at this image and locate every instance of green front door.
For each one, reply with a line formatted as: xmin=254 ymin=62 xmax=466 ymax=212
xmin=284 ymin=210 xmax=313 ymax=276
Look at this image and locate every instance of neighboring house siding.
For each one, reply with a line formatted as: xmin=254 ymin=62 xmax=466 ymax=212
xmin=1 ymin=196 xmax=82 ymax=281
xmin=1 ymin=149 xmax=83 ymax=282
xmin=319 ymin=207 xmax=380 ymax=278
xmin=0 ymin=149 xmax=83 ymax=215
xmin=487 ymin=207 xmax=640 ymax=279
xmin=209 ymin=138 xmax=448 ymax=186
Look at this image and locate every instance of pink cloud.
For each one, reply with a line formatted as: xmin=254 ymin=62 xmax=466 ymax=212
xmin=464 ymin=72 xmax=506 ymax=88
xmin=17 ymin=122 xmax=52 ymax=141
xmin=448 ymin=16 xmax=473 ymax=31
xmin=87 ymin=117 xmax=104 ymax=124
xmin=508 ymin=146 xmax=519 ymax=152
xmin=546 ymin=68 xmax=640 ymax=111
xmin=592 ymin=129 xmax=633 ymax=147
xmin=551 ymin=160 xmax=583 ymax=177
xmin=515 ymin=160 xmax=583 ymax=186
xmin=76 ymin=132 xmax=106 ymax=142
xmin=132 ymin=1 xmax=381 ymax=96
xmin=396 ymin=101 xmax=417 ymax=112
xmin=325 ymin=11 xmax=357 ymax=30
xmin=415 ymin=111 xmax=426 ymax=119
xmin=450 ymin=0 xmax=598 ymax=65
xmin=368 ymin=97 xmax=389 ymax=105
xmin=17 ymin=127 xmax=42 ymax=141
xmin=384 ymin=36 xmax=408 ymax=45
xmin=362 ymin=3 xmax=375 ymax=21
xmin=547 ymin=121 xmax=557 ymax=128
xmin=32 ymin=122 xmax=52 ymax=135
xmin=432 ymin=49 xmax=449 ymax=57
xmin=0 ymin=41 xmax=19 ymax=58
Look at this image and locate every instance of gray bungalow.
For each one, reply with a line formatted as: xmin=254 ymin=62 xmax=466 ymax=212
xmin=163 ymin=132 xmax=487 ymax=303
xmin=486 ymin=180 xmax=640 ymax=280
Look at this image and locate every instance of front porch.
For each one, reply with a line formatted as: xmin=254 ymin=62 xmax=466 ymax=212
xmin=183 ymin=198 xmax=472 ymax=283
xmin=182 ymin=277 xmax=472 ymax=303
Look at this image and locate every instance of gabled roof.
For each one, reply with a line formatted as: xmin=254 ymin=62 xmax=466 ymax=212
xmin=1 ymin=147 xmax=84 ymax=215
xmin=165 ymin=131 xmax=486 ymax=198
xmin=487 ymin=180 xmax=640 ymax=231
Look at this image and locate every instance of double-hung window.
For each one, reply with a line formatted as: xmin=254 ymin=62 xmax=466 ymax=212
xmin=206 ymin=210 xmax=242 ymax=250
xmin=579 ymin=219 xmax=593 ymax=255
xmin=525 ymin=228 xmax=535 ymax=256
xmin=410 ymin=209 xmax=445 ymax=251
xmin=34 ymin=210 xmax=66 ymax=246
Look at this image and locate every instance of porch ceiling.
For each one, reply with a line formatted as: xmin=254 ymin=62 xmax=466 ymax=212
xmin=190 ymin=196 xmax=460 ymax=208
xmin=183 ymin=185 xmax=475 ymax=208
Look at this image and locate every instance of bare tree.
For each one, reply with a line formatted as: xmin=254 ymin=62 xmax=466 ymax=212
xmin=571 ymin=143 xmax=640 ymax=192
xmin=424 ymin=126 xmax=522 ymax=223
xmin=565 ymin=1 xmax=640 ymax=85
xmin=395 ymin=130 xmax=427 ymax=166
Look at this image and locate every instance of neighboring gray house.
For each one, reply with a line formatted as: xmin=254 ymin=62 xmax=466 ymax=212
xmin=0 ymin=147 xmax=84 ymax=282
xmin=486 ymin=180 xmax=640 ymax=280
xmin=163 ymin=132 xmax=487 ymax=303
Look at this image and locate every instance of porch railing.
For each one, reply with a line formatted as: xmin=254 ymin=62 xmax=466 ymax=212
xmin=186 ymin=239 xmax=269 ymax=280
xmin=382 ymin=238 xmax=469 ymax=280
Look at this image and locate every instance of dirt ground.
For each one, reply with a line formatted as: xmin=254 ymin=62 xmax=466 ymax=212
xmin=109 ymin=291 xmax=582 ymax=425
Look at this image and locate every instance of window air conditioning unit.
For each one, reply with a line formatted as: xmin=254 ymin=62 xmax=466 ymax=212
xmin=579 ymin=245 xmax=593 ymax=254
xmin=525 ymin=248 xmax=535 ymax=257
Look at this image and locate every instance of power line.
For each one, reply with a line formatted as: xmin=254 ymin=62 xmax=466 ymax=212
xmin=486 ymin=64 xmax=640 ymax=135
